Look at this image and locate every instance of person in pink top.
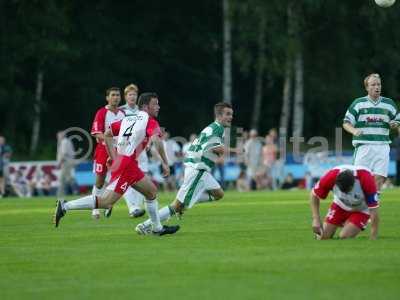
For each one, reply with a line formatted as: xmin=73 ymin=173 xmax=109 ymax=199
xmin=310 ymin=165 xmax=379 ymax=240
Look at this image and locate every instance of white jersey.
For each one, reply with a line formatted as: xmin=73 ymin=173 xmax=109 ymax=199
xmin=114 ymin=111 xmax=149 ymax=158
xmin=119 ymin=104 xmax=149 ymax=171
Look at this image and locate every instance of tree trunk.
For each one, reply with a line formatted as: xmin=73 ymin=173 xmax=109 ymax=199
xmin=292 ymin=49 xmax=304 ymax=137
xmin=250 ymin=12 xmax=266 ymax=130
xmin=222 ymin=0 xmax=232 ymax=104
xmin=292 ymin=3 xmax=304 ymax=138
xmin=279 ymin=1 xmax=295 ymax=139
xmin=279 ymin=60 xmax=292 ymax=138
xmin=30 ymin=68 xmax=44 ymax=156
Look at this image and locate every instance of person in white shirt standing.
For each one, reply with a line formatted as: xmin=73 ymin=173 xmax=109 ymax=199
xmin=56 ymin=130 xmax=76 ymax=198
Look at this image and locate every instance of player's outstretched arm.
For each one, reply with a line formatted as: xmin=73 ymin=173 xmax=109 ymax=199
xmin=151 ymin=135 xmax=170 ymax=177
xmin=343 ymin=122 xmax=362 ymax=137
xmin=212 ymin=145 xmax=225 ymax=156
xmin=310 ymin=192 xmax=323 ymax=239
xmin=369 ymin=207 xmax=379 ymax=240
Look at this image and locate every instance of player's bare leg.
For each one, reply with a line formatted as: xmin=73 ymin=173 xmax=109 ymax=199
xmin=374 ymin=175 xmax=386 ymax=193
xmin=92 ymin=175 xmax=106 ymax=219
xmin=318 ymin=222 xmax=338 ymax=240
xmin=53 ymin=190 xmax=121 ymax=227
xmin=339 ymin=222 xmax=362 ymax=239
xmin=132 ymin=175 xmax=179 ymax=235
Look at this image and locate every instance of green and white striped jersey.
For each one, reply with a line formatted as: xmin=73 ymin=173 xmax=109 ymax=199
xmin=344 ymin=96 xmax=400 ymax=146
xmin=184 ymin=121 xmax=225 ymax=172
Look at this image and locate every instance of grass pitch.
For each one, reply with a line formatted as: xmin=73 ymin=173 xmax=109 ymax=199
xmin=1 ymin=190 xmax=400 ymax=300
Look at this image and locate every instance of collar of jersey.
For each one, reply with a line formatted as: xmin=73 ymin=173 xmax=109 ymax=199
xmin=366 ymin=95 xmax=382 ymax=106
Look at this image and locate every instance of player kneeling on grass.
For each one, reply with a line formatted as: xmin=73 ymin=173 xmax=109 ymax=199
xmin=53 ymin=93 xmax=180 ymax=236
xmin=310 ymin=165 xmax=379 ymax=240
xmin=136 ymin=102 xmax=233 ymax=235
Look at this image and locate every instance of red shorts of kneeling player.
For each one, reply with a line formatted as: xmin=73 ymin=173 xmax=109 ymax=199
xmin=325 ymin=202 xmax=370 ymax=230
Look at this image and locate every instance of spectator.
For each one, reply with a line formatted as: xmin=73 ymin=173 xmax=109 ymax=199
xmin=262 ymin=133 xmax=279 ymax=189
xmin=244 ymin=129 xmax=264 ymax=190
xmin=236 ymin=170 xmax=250 ymax=192
xmin=0 ymin=136 xmax=12 ymax=197
xmin=56 ymin=130 xmax=76 ymax=198
xmin=161 ymin=131 xmax=181 ymax=191
xmin=281 ymin=173 xmax=297 ymax=190
xmin=304 ymin=171 xmax=313 ymax=190
xmin=11 ymin=170 xmax=32 ymax=197
xmin=39 ymin=174 xmax=55 ymax=196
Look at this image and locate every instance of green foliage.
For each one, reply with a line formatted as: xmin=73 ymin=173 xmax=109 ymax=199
xmin=1 ymin=0 xmax=400 ymax=157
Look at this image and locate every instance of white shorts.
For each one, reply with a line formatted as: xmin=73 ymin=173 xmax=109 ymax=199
xmin=353 ymin=144 xmax=390 ymax=177
xmin=176 ymin=166 xmax=221 ymax=208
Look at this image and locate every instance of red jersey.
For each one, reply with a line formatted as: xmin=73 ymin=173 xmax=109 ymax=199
xmin=312 ymin=165 xmax=379 ymax=214
xmin=91 ymin=105 xmax=125 ymax=145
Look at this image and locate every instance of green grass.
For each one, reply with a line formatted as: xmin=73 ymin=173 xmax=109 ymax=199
xmin=1 ymin=190 xmax=400 ymax=300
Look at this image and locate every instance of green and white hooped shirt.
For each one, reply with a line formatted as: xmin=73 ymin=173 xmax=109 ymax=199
xmin=184 ymin=121 xmax=225 ymax=172
xmin=344 ymin=96 xmax=400 ymax=146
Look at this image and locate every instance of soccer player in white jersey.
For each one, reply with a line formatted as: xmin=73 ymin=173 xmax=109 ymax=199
xmin=104 ymin=83 xmax=147 ymax=218
xmin=135 ymin=102 xmax=233 ymax=235
xmin=343 ymin=73 xmax=400 ymax=191
xmin=54 ymin=93 xmax=179 ymax=236
xmin=310 ymin=165 xmax=379 ymax=240
xmin=90 ymin=87 xmax=125 ymax=219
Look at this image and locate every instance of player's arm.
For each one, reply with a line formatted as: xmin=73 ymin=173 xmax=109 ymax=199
xmin=343 ymin=105 xmax=361 ymax=136
xmin=151 ymin=135 xmax=170 ymax=177
xmin=310 ymin=191 xmax=323 ymax=239
xmin=359 ymin=169 xmax=380 ymax=240
xmin=369 ymin=207 xmax=379 ymax=240
xmin=343 ymin=122 xmax=362 ymax=137
xmin=92 ymin=133 xmax=105 ymax=141
xmin=104 ymin=129 xmax=116 ymax=160
xmin=212 ymin=145 xmax=225 ymax=156
xmin=310 ymin=169 xmax=338 ymax=239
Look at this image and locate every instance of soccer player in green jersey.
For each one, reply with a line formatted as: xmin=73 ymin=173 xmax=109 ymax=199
xmin=135 ymin=102 xmax=233 ymax=234
xmin=343 ymin=73 xmax=400 ymax=191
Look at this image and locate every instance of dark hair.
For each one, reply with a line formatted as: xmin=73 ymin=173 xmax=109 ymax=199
xmin=138 ymin=92 xmax=158 ymax=108
xmin=106 ymin=87 xmax=120 ymax=97
xmin=336 ymin=170 xmax=355 ymax=193
xmin=214 ymin=102 xmax=232 ymax=116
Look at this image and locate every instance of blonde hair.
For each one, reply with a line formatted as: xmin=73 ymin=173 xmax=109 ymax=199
xmin=124 ymin=84 xmax=139 ymax=96
xmin=364 ymin=73 xmax=381 ymax=88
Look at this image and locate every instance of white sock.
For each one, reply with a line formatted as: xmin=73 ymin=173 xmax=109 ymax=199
xmin=145 ymin=199 xmax=162 ymax=232
xmin=143 ymin=205 xmax=175 ymax=227
xmin=92 ymin=186 xmax=105 ymax=197
xmin=92 ymin=186 xmax=105 ymax=214
xmin=64 ymin=195 xmax=96 ymax=210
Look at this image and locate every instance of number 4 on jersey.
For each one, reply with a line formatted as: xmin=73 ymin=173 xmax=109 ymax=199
xmin=123 ymin=122 xmax=135 ymax=140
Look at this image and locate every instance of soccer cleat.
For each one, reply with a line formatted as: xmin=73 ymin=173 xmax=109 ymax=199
xmin=152 ymin=225 xmax=180 ymax=236
xmin=135 ymin=223 xmax=152 ymax=235
xmin=129 ymin=208 xmax=146 ymax=218
xmin=92 ymin=209 xmax=101 ymax=220
xmin=54 ymin=199 xmax=66 ymax=228
xmin=104 ymin=207 xmax=113 ymax=218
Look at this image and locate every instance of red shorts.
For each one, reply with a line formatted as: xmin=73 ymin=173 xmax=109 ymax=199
xmin=325 ymin=202 xmax=370 ymax=230
xmin=93 ymin=144 xmax=108 ymax=176
xmin=106 ymin=156 xmax=145 ymax=195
